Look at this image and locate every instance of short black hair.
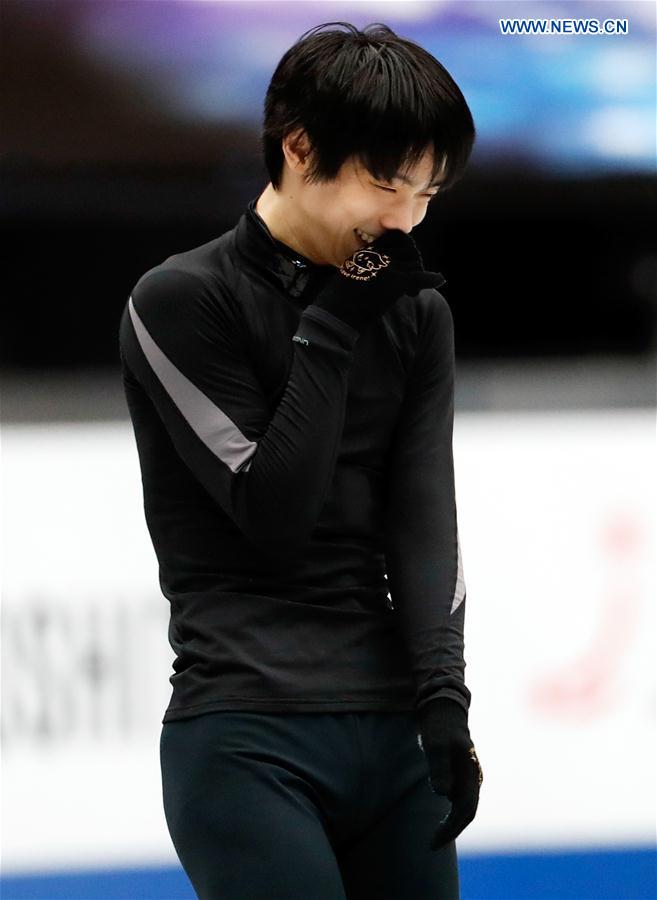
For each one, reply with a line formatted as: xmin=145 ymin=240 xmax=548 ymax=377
xmin=262 ymin=22 xmax=476 ymax=192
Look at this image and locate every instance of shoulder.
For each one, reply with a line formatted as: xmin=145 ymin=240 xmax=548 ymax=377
xmin=129 ymin=228 xmax=242 ymax=323
xmin=401 ymin=290 xmax=456 ymax=385
xmin=413 ymin=287 xmax=453 ymax=332
xmin=385 ymin=287 xmax=454 ymax=345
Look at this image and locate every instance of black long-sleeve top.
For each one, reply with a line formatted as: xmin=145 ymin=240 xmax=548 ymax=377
xmin=118 ymin=199 xmax=470 ymax=724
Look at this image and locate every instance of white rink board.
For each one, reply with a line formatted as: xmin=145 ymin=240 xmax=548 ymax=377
xmin=1 ymin=411 xmax=655 ymax=874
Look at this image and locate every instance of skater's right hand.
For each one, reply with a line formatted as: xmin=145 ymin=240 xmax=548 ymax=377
xmin=312 ymin=229 xmax=445 ymax=333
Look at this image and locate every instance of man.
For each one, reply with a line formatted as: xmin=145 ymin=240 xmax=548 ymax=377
xmin=119 ymin=21 xmax=482 ymax=900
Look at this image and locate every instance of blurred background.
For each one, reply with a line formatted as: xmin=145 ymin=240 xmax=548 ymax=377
xmin=1 ymin=0 xmax=655 ymax=897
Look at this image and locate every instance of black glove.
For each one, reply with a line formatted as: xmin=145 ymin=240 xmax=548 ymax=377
xmin=417 ymin=697 xmax=483 ymax=851
xmin=312 ymin=229 xmax=445 ymax=333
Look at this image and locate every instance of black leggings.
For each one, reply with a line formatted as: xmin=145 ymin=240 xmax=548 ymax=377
xmin=160 ymin=710 xmax=460 ymax=900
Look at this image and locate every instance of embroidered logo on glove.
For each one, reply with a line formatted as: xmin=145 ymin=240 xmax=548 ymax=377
xmin=339 ymin=249 xmax=391 ymax=282
xmin=469 ymin=746 xmax=484 ymax=786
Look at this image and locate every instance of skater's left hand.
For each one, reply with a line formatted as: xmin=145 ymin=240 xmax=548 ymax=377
xmin=417 ymin=697 xmax=483 ymax=850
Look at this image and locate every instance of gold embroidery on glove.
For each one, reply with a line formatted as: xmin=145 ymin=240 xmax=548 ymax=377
xmin=339 ymin=249 xmax=391 ymax=281
xmin=469 ymin=746 xmax=483 ymax=786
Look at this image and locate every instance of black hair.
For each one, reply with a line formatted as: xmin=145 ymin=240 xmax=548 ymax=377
xmin=262 ymin=22 xmax=476 ymax=192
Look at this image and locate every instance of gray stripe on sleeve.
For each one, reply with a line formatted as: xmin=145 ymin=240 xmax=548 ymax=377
xmin=128 ymin=296 xmax=256 ymax=474
xmin=451 ymin=532 xmax=466 ymax=614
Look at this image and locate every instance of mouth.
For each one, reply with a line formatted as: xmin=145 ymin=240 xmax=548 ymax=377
xmin=354 ymin=227 xmax=376 ymax=247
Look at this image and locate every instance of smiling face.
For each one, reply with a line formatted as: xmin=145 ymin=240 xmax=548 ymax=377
xmin=257 ymin=136 xmax=445 ymax=268
xmin=308 ymin=151 xmax=444 ymax=265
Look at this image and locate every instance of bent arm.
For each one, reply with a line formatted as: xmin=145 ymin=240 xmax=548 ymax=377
xmin=119 ymin=267 xmax=359 ymax=560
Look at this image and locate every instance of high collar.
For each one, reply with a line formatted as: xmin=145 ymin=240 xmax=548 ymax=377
xmin=234 ymin=198 xmax=334 ymax=301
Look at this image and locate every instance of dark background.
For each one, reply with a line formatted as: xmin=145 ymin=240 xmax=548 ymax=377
xmin=2 ymin=0 xmax=655 ymax=384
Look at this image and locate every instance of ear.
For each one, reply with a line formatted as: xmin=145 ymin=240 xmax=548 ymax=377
xmin=282 ymin=128 xmax=312 ymax=174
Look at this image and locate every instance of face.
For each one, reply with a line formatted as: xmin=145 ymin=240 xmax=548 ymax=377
xmin=289 ymin=147 xmax=444 ymax=267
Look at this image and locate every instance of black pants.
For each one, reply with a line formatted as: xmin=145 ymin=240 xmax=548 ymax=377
xmin=160 ymin=710 xmax=460 ymax=900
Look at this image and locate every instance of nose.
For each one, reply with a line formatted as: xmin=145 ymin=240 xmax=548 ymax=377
xmin=378 ymin=203 xmax=415 ymax=235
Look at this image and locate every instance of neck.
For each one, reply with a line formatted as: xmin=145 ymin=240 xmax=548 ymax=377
xmin=255 ymin=184 xmax=327 ymax=265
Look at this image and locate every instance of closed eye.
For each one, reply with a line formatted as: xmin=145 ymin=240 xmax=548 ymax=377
xmin=372 ymin=183 xmax=438 ymax=200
